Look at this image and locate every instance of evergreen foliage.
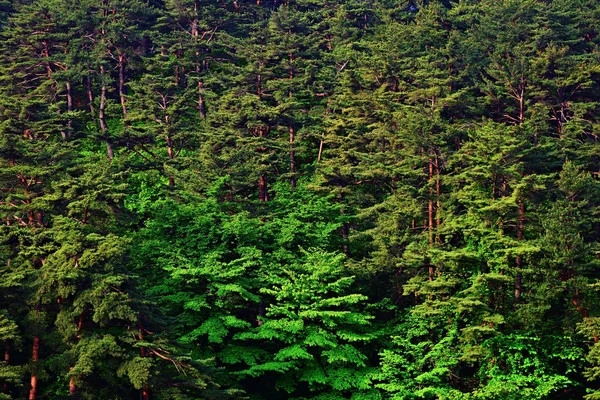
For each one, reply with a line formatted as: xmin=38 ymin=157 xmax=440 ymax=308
xmin=1 ymin=0 xmax=600 ymax=399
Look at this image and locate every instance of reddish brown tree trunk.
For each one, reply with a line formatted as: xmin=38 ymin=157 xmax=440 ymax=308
xmin=69 ymin=369 xmax=76 ymax=395
xmin=42 ymin=40 xmax=52 ymax=79
xmin=289 ymin=125 xmax=296 ymax=190
xmin=428 ymin=158 xmax=434 ymax=246
xmin=118 ymin=53 xmax=127 ymax=121
xmin=515 ymin=201 xmax=525 ymax=301
xmin=435 ymin=156 xmax=441 ymax=244
xmin=87 ymin=74 xmax=95 ymax=115
xmin=339 ymin=192 xmax=349 ymax=255
xmin=138 ymin=321 xmax=149 ymax=400
xmin=258 ymin=126 xmax=268 ymax=201
xmin=3 ymin=342 xmax=9 ymax=394
xmin=66 ymin=80 xmax=73 ymax=139
xmin=198 ymin=81 xmax=206 ymax=119
xmin=289 ymin=52 xmax=295 ymax=190
xmin=166 ymin=134 xmax=175 ymax=187
xmin=69 ymin=310 xmax=85 ymax=396
xmin=99 ymin=66 xmax=114 ymax=160
xmin=29 ymin=336 xmax=40 ymax=400
xmin=259 ymin=175 xmax=268 ymax=202
xmin=192 ymin=1 xmax=199 ymax=37
xmin=317 ymin=98 xmax=331 ymax=164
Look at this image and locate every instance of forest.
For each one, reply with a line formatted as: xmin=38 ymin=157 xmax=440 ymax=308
xmin=1 ymin=0 xmax=600 ymax=398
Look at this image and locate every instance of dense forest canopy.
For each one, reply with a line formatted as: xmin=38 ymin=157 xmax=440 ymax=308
xmin=1 ymin=0 xmax=600 ymax=398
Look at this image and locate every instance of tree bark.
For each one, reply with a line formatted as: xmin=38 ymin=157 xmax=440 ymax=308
xmin=259 ymin=175 xmax=268 ymax=202
xmin=435 ymin=155 xmax=441 ymax=244
xmin=69 ymin=368 xmax=76 ymax=395
xmin=258 ymin=126 xmax=268 ymax=201
xmin=341 ymin=222 xmax=349 ymax=255
xmin=317 ymin=98 xmax=331 ymax=164
xmin=289 ymin=52 xmax=295 ymax=190
xmin=138 ymin=321 xmax=149 ymax=400
xmin=340 ymin=192 xmax=349 ymax=255
xmin=118 ymin=52 xmax=127 ymax=121
xmin=166 ymin=134 xmax=175 ymax=187
xmin=428 ymin=158 xmax=434 ymax=246
xmin=99 ymin=66 xmax=113 ymax=160
xmin=3 ymin=342 xmax=9 ymax=394
xmin=66 ymin=80 xmax=73 ymax=139
xmin=28 ymin=336 xmax=40 ymax=400
xmin=87 ymin=74 xmax=95 ymax=115
xmin=192 ymin=1 xmax=199 ymax=37
xmin=198 ymin=81 xmax=206 ymax=119
xmin=289 ymin=125 xmax=296 ymax=190
xmin=515 ymin=201 xmax=525 ymax=301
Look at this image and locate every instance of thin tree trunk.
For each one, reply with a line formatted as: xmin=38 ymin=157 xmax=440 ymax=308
xmin=86 ymin=74 xmax=95 ymax=115
xmin=515 ymin=201 xmax=525 ymax=301
xmin=166 ymin=134 xmax=175 ymax=187
xmin=66 ymin=80 xmax=73 ymax=139
xmin=289 ymin=125 xmax=296 ymax=190
xmin=138 ymin=321 xmax=150 ymax=400
xmin=42 ymin=41 xmax=52 ymax=79
xmin=192 ymin=1 xmax=199 ymax=37
xmin=198 ymin=81 xmax=206 ymax=119
xmin=28 ymin=336 xmax=40 ymax=400
xmin=435 ymin=155 xmax=441 ymax=244
xmin=3 ymin=342 xmax=9 ymax=394
xmin=289 ymin=52 xmax=295 ymax=190
xmin=99 ymin=66 xmax=113 ymax=160
xmin=340 ymin=192 xmax=349 ymax=255
xmin=428 ymin=158 xmax=434 ymax=246
xmin=341 ymin=223 xmax=349 ymax=255
xmin=69 ymin=369 xmax=76 ymax=395
xmin=259 ymin=175 xmax=268 ymax=201
xmin=68 ymin=310 xmax=85 ymax=396
xmin=257 ymin=303 xmax=266 ymax=326
xmin=317 ymin=98 xmax=331 ymax=164
xmin=118 ymin=53 xmax=127 ymax=121
xmin=258 ymin=126 xmax=268 ymax=201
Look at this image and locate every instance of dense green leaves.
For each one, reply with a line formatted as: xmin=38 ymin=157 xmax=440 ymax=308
xmin=1 ymin=0 xmax=600 ymax=399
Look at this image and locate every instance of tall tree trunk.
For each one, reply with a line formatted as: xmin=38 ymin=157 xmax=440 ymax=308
xmin=118 ymin=53 xmax=127 ymax=121
xmin=341 ymin=222 xmax=349 ymax=255
xmin=99 ymin=66 xmax=113 ymax=160
xmin=428 ymin=158 xmax=434 ymax=246
xmin=69 ymin=369 xmax=76 ymax=396
xmin=86 ymin=73 xmax=95 ymax=115
xmin=515 ymin=200 xmax=525 ymax=301
xmin=198 ymin=81 xmax=206 ymax=119
xmin=192 ymin=1 xmax=199 ymax=37
xmin=138 ymin=321 xmax=150 ymax=400
xmin=259 ymin=175 xmax=268 ymax=202
xmin=435 ymin=155 xmax=441 ymax=244
xmin=289 ymin=125 xmax=296 ymax=190
xmin=28 ymin=336 xmax=40 ymax=400
xmin=288 ymin=52 xmax=296 ymax=190
xmin=3 ymin=342 xmax=9 ymax=395
xmin=66 ymin=80 xmax=73 ymax=139
xmin=42 ymin=41 xmax=52 ymax=79
xmin=317 ymin=97 xmax=331 ymax=164
xmin=166 ymin=133 xmax=175 ymax=187
xmin=340 ymin=192 xmax=349 ymax=255
xmin=69 ymin=311 xmax=85 ymax=396
xmin=258 ymin=126 xmax=268 ymax=201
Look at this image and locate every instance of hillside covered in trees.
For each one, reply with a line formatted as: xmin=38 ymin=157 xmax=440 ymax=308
xmin=1 ymin=0 xmax=600 ymax=398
